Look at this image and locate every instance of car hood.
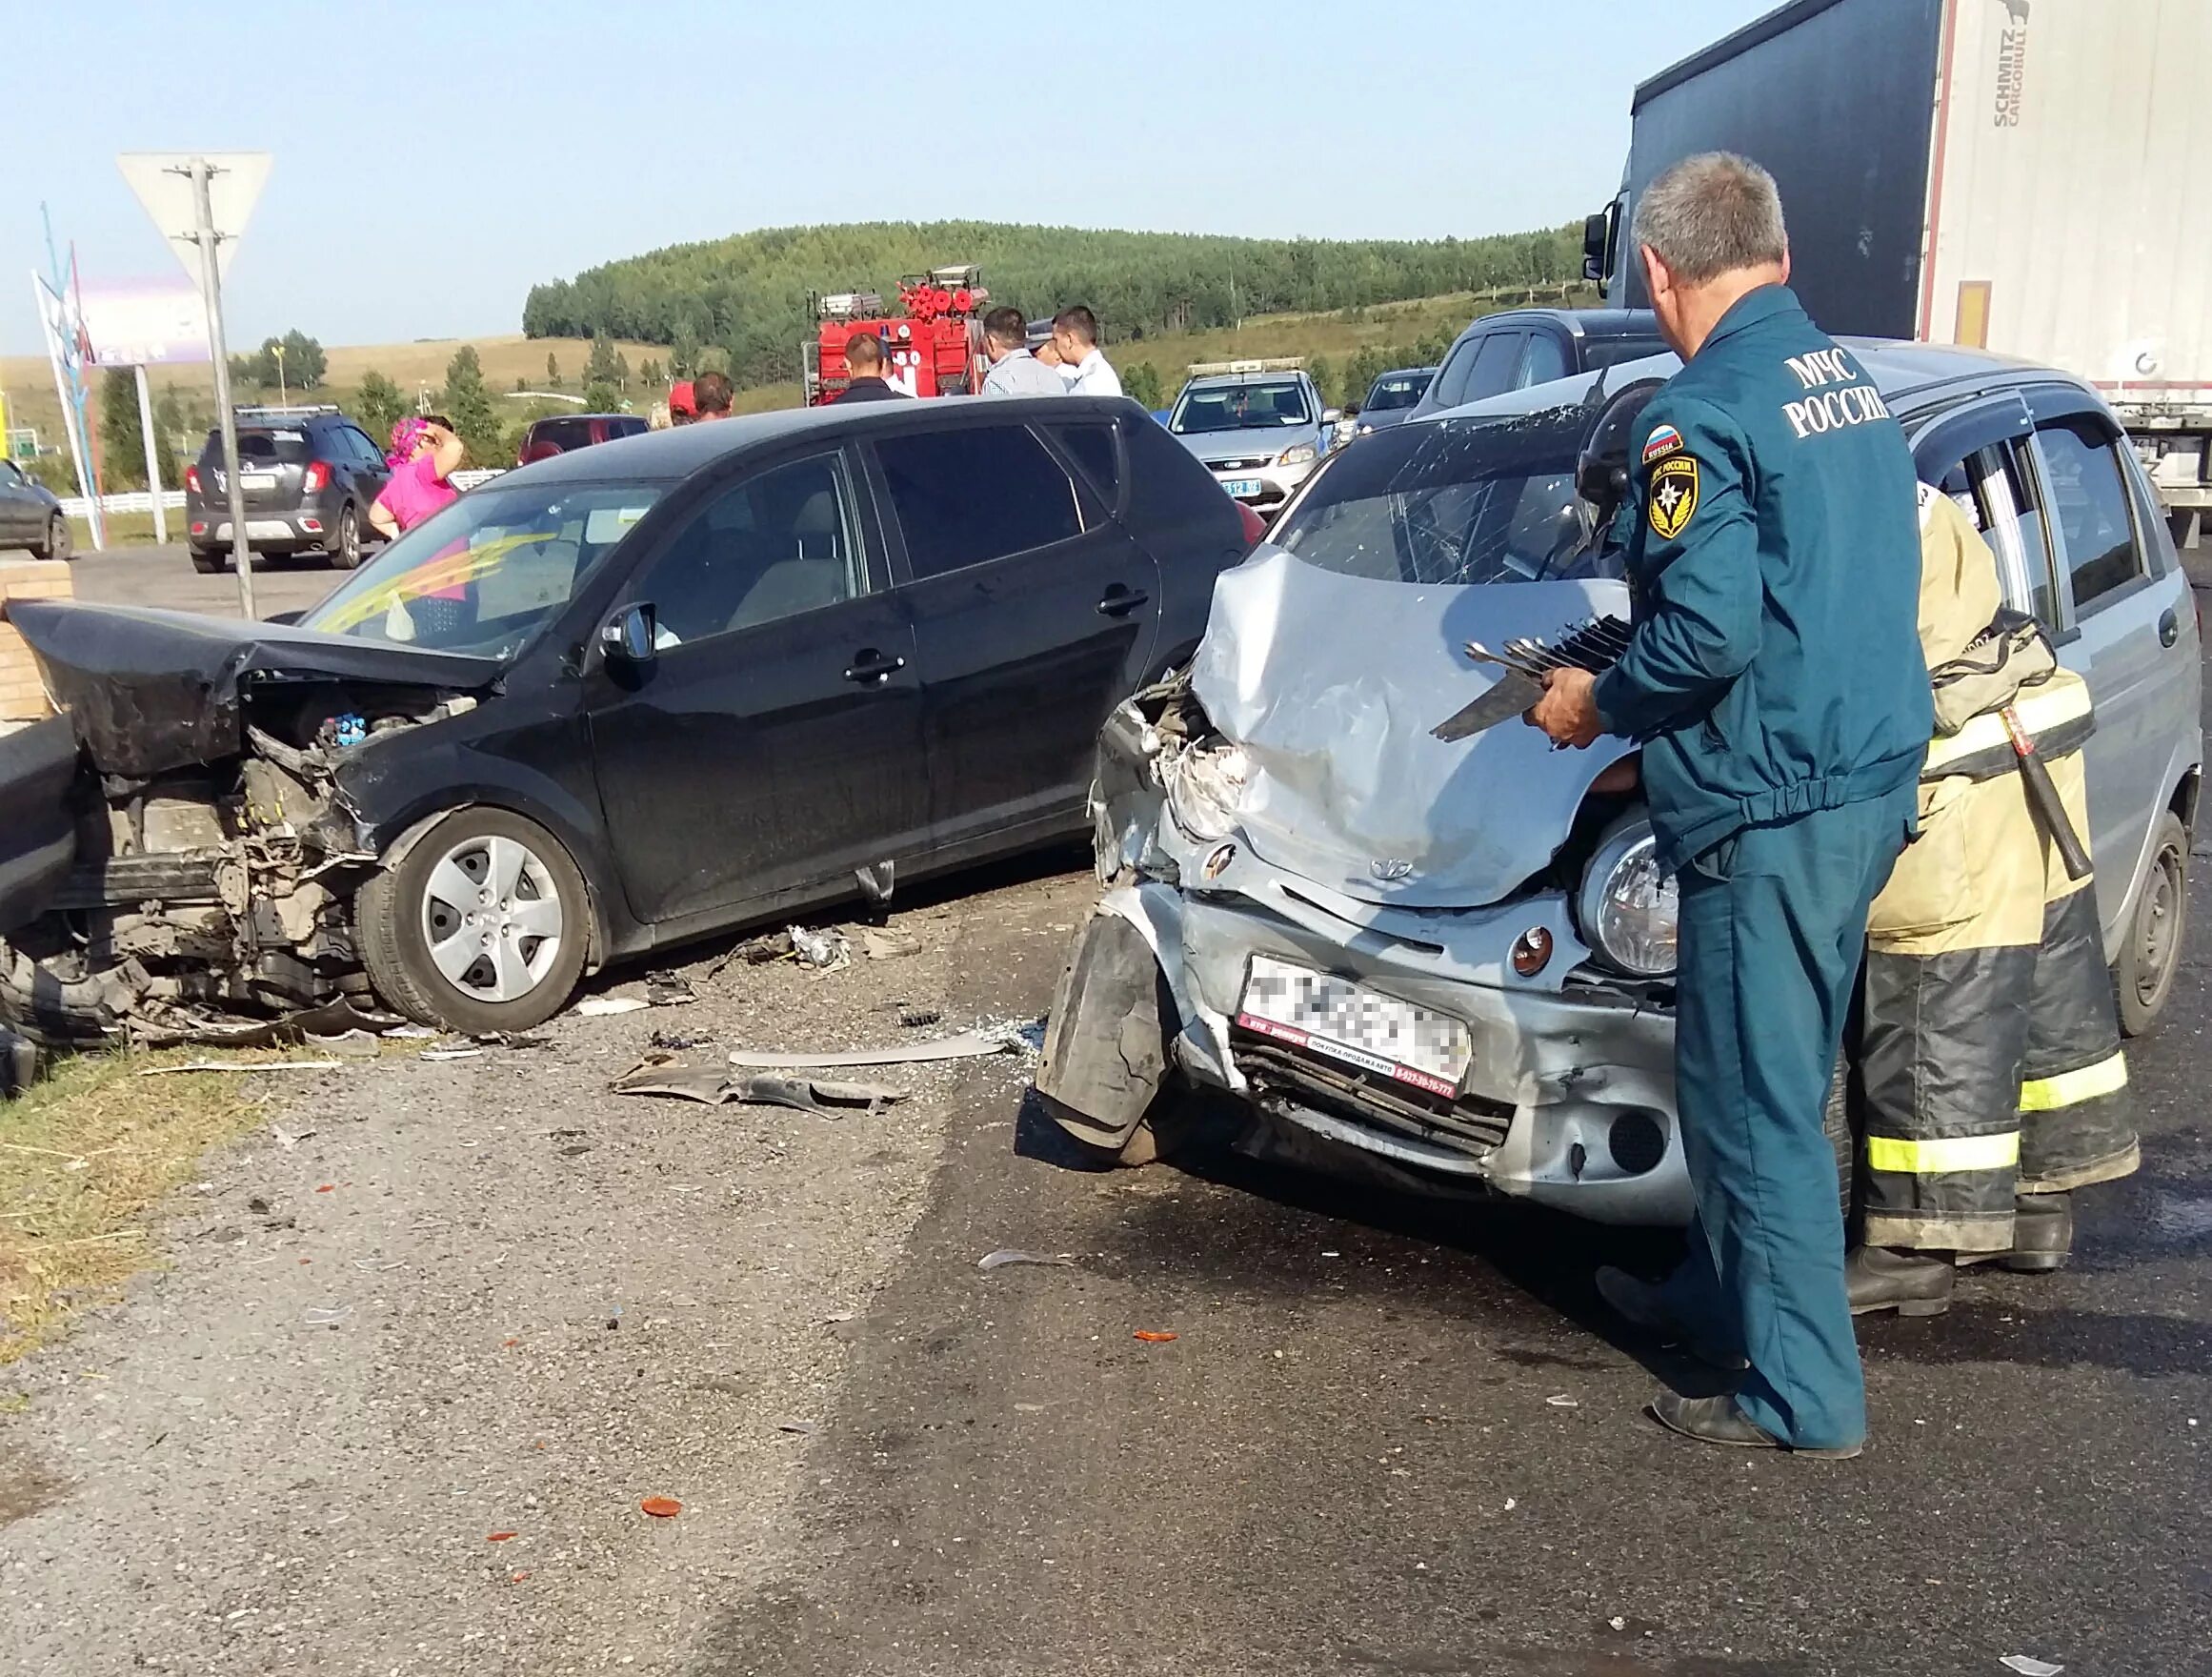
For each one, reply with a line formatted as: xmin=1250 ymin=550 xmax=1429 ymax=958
xmin=1188 ymin=548 xmax=1633 ymax=909
xmin=6 ymin=599 xmax=502 ymax=778
xmin=1174 ymin=424 xmax=1317 ymax=464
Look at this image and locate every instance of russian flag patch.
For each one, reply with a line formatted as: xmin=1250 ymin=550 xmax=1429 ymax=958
xmin=1641 ymin=423 xmax=1685 ymax=465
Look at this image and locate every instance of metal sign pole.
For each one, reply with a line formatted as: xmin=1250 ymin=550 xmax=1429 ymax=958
xmin=133 ymin=364 xmax=168 ymax=546
xmin=190 ymin=158 xmax=255 ymax=619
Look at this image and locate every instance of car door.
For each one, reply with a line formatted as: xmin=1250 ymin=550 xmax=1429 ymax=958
xmin=866 ymin=414 xmax=1163 ymax=855
xmin=342 ymin=425 xmax=390 ymax=509
xmin=0 ymin=461 xmax=34 ymax=545
xmin=2024 ymin=395 xmax=2174 ymax=932
xmin=583 ymin=445 xmax=929 ymax=927
xmin=1515 ymin=329 xmax=1572 ymax=390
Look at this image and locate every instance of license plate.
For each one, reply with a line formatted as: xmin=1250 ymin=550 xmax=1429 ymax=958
xmin=1237 ymin=954 xmax=1472 ymax=1099
xmin=1221 ymin=478 xmax=1264 ymax=498
xmin=241 ymin=473 xmax=277 ymax=490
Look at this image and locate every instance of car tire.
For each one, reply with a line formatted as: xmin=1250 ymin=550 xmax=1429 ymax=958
xmin=330 ymin=503 xmax=362 ymax=570
xmin=1034 ymin=910 xmax=1176 ymax=1162
xmin=2114 ymin=808 xmax=2187 ymax=1038
xmin=191 ymin=548 xmax=225 ymax=575
xmin=32 ymin=512 xmax=70 ymax=561
xmin=356 ymin=807 xmax=591 ymax=1034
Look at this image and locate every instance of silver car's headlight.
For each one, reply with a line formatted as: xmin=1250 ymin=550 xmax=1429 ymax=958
xmin=1163 ymin=741 xmax=1250 ymax=841
xmin=1577 ymin=813 xmax=1678 ymax=978
xmin=1276 ymin=443 xmax=1317 ymax=467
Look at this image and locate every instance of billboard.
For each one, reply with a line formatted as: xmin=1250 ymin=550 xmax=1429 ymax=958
xmin=79 ymin=276 xmax=210 ymax=368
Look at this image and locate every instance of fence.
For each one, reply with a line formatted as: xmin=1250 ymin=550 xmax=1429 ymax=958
xmin=60 ymin=469 xmax=507 ymax=522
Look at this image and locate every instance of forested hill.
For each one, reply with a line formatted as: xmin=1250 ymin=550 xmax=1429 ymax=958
xmin=521 ymin=219 xmax=1583 ymax=389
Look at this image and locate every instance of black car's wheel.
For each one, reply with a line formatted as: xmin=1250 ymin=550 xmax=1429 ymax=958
xmin=330 ymin=503 xmax=362 ymax=570
xmin=2114 ymin=809 xmax=2187 ymax=1038
xmin=32 ymin=512 xmax=70 ymax=561
xmin=357 ymin=807 xmax=591 ymax=1034
xmin=190 ymin=547 xmax=225 ymax=575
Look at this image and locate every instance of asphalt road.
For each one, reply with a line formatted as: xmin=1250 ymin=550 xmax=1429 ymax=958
xmin=11 ymin=543 xmax=2210 ymax=1676
xmin=61 ymin=542 xmax=346 ymax=619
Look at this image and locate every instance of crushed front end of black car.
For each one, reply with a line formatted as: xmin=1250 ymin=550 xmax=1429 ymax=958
xmin=0 ymin=600 xmax=498 ymax=1045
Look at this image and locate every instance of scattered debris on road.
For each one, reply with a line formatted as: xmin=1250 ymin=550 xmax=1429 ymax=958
xmin=2001 ymin=1659 xmax=2064 ymax=1677
xmin=645 ymin=971 xmax=697 ymax=1007
xmin=1545 ymin=1395 xmax=1579 ymax=1408
xmin=896 ymin=1007 xmax=942 ymax=1029
xmin=639 ymin=1496 xmax=683 ymax=1519
xmin=137 ymin=1059 xmax=341 ymax=1076
xmin=725 ymin=1021 xmax=1037 ymax=1071
xmin=612 ymin=1058 xmax=906 ymax=1116
xmin=790 ymin=925 xmax=851 ymax=972
xmin=1134 ymin=1329 xmax=1179 ymax=1343
xmin=861 ymin=928 xmax=920 ymax=961
xmin=573 ymin=996 xmax=651 ymax=1018
xmin=977 ymin=1249 xmax=1076 ymax=1271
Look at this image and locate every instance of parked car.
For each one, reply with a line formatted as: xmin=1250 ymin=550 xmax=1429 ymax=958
xmin=1351 ymin=366 xmax=1437 ymax=437
xmin=1036 ymin=343 xmax=2201 ymax=1226
xmin=1402 ymin=309 xmax=1666 ymax=427
xmin=0 ymin=458 xmax=68 ymax=560
xmin=518 ymin=412 xmax=649 ymax=465
xmin=186 ymin=406 xmax=390 ymax=574
xmin=0 ymin=395 xmax=1254 ymax=1041
xmin=1166 ymin=369 xmax=1339 ymax=516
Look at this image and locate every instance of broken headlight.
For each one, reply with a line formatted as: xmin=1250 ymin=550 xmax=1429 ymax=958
xmin=1577 ymin=813 xmax=1677 ymax=978
xmin=1163 ymin=741 xmax=1251 ymax=842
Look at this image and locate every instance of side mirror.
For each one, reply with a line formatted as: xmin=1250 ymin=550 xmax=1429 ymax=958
xmin=1320 ymin=408 xmax=1342 ymax=426
xmin=600 ymin=601 xmax=658 ymax=667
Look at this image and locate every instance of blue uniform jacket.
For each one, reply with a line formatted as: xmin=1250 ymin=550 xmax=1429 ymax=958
xmin=1592 ymin=285 xmax=1931 ymax=873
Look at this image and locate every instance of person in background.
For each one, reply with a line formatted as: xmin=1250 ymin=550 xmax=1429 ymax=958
xmin=832 ymin=333 xmax=906 ymax=402
xmin=980 ymin=306 xmax=1065 ymax=396
xmin=647 ymin=402 xmax=673 ymax=432
xmin=694 ymin=371 xmax=734 ymax=420
xmin=668 ymin=381 xmax=697 ymax=425
xmin=1033 ymin=336 xmax=1066 ymax=373
xmin=369 ymin=414 xmax=463 ymax=541
xmin=1051 ymin=306 xmax=1122 ymax=396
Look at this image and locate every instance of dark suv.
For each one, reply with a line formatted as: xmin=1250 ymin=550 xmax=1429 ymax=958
xmin=1404 ymin=308 xmax=1665 ymax=425
xmin=0 ymin=395 xmax=1254 ymax=1039
xmin=186 ymin=407 xmax=390 ymax=575
xmin=518 ymin=413 xmax=648 ymax=465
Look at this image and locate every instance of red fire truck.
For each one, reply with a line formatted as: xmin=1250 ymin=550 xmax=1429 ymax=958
xmin=802 ymin=264 xmax=992 ymax=404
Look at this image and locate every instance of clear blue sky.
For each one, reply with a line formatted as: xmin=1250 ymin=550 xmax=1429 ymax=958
xmin=3 ymin=0 xmax=1777 ymax=356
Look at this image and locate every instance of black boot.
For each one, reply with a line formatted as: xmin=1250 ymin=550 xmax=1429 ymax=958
xmin=2001 ymin=1192 xmax=2073 ymax=1273
xmin=1845 ymin=1244 xmax=1955 ymax=1317
xmin=1595 ymin=1266 xmax=1744 ymax=1369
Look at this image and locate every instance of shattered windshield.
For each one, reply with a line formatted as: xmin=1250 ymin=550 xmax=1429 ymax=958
xmin=1275 ymin=408 xmax=1618 ymax=587
xmin=301 ymin=481 xmax=664 ymax=657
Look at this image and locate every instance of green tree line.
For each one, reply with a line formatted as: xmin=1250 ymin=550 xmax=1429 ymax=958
xmin=522 ymin=219 xmax=1584 ymax=392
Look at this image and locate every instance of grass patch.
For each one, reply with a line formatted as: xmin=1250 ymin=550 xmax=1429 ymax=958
xmin=0 ymin=1047 xmax=280 ymax=1364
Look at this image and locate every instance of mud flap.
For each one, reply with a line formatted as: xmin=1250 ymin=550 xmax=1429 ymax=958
xmin=1034 ymin=908 xmax=1173 ymax=1154
xmin=0 ymin=717 xmax=83 ymax=938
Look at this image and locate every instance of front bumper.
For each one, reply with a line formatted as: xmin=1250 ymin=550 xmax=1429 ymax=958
xmin=1194 ymin=455 xmax=1317 ymax=511
xmin=1098 ymin=846 xmax=1691 ymax=1226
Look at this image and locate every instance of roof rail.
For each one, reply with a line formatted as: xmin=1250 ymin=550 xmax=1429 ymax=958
xmin=233 ymin=403 xmax=341 ymax=417
xmin=1185 ymin=356 xmax=1306 ymax=375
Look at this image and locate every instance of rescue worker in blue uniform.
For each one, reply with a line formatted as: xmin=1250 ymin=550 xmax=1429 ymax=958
xmin=1528 ymin=153 xmax=1930 ymax=1456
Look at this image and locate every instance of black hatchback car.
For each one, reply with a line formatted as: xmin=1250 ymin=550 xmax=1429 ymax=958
xmin=186 ymin=406 xmax=391 ymax=574
xmin=0 ymin=395 xmax=1249 ymax=1039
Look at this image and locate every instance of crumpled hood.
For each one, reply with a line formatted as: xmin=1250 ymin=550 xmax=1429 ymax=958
xmin=7 ymin=599 xmax=500 ymax=778
xmin=1189 ymin=548 xmax=1633 ymax=908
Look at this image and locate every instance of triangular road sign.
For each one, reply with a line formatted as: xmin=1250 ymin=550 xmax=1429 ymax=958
xmin=116 ymin=152 xmax=272 ymax=281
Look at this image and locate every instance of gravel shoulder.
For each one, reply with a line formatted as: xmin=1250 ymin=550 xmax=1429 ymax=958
xmin=0 ymin=864 xmax=1092 ymax=1675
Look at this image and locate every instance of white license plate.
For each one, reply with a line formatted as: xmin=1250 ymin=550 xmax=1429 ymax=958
xmin=241 ymin=473 xmax=277 ymax=490
xmin=1237 ymin=954 xmax=1472 ymax=1099
xmin=1221 ymin=478 xmax=1264 ymax=498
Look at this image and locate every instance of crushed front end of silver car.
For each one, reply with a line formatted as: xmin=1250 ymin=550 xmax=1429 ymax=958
xmin=1036 ymin=398 xmax=1698 ymax=1226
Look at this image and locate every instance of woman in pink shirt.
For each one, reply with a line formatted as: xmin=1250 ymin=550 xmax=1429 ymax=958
xmin=370 ymin=414 xmax=464 ymax=538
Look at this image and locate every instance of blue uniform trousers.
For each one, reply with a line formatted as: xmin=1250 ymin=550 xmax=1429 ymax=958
xmin=1662 ymin=790 xmax=1914 ymax=1450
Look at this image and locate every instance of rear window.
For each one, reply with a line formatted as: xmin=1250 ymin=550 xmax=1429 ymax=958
xmin=1363 ymin=374 xmax=1431 ymax=413
xmin=531 ymin=418 xmax=596 ymax=452
xmin=204 ymin=428 xmax=310 ymax=464
xmin=1275 ymin=410 xmax=1605 ymax=587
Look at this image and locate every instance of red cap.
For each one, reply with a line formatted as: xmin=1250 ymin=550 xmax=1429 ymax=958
xmin=669 ymin=380 xmax=696 ymax=417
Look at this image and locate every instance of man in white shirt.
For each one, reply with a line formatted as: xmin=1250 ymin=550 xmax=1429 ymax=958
xmin=1052 ymin=305 xmax=1123 ymax=397
xmin=978 ymin=307 xmax=1065 ymax=396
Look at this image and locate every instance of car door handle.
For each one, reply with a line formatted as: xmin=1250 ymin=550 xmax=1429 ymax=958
xmin=1096 ymin=585 xmax=1150 ymax=616
xmin=2159 ymin=607 xmax=2180 ymax=647
xmin=844 ymin=649 xmax=907 ymax=684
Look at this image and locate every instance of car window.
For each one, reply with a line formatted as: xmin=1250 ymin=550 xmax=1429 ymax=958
xmin=1169 ymin=380 xmax=1312 ymax=434
xmin=875 ymin=425 xmax=1083 ymax=578
xmin=0 ymin=461 xmax=21 ymax=487
xmin=1517 ymin=333 xmax=1570 ymax=388
xmin=1363 ymin=374 xmax=1430 ymax=413
xmin=1965 ymin=444 xmax=2060 ymax=626
xmin=1581 ymin=336 xmax=1668 ymax=370
xmin=1464 ymin=333 xmax=1525 ymax=402
xmin=1426 ymin=335 xmax=1484 ymax=412
xmin=1276 ymin=409 xmax=1599 ymax=587
xmin=2035 ymin=414 xmax=2144 ymax=613
xmin=1046 ymin=421 xmax=1120 ymax=506
xmin=211 ymin=429 xmax=310 ymax=465
xmin=345 ymin=427 xmax=382 ymax=467
xmin=642 ymin=453 xmax=862 ymax=645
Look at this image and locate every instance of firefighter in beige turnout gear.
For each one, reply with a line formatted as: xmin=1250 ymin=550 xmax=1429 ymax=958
xmin=1845 ymin=485 xmax=2140 ymax=1316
